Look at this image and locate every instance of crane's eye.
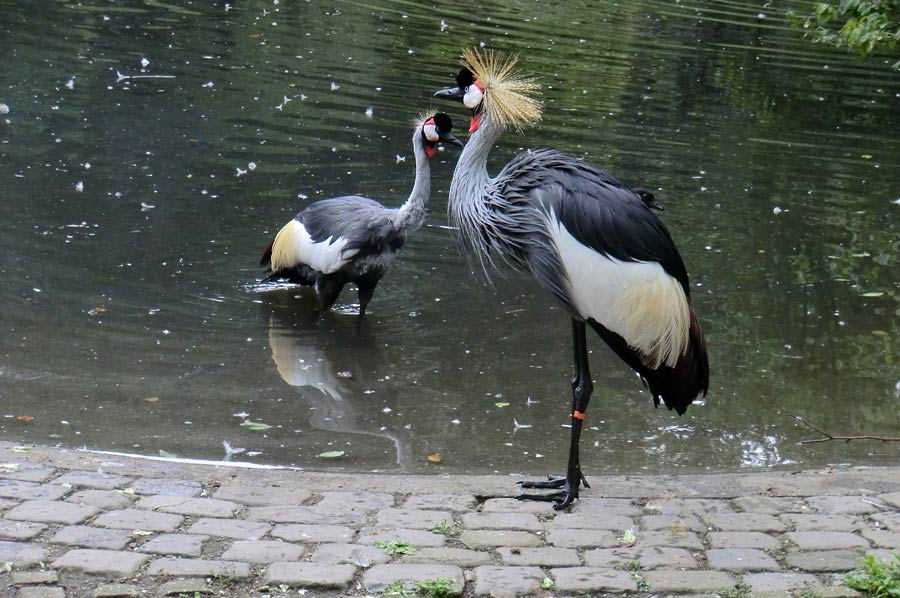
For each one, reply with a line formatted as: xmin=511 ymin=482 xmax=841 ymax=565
xmin=463 ymin=81 xmax=484 ymax=109
xmin=422 ymin=118 xmax=439 ymax=142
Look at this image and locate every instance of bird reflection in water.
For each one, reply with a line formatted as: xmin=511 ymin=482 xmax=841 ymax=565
xmin=260 ymin=292 xmax=412 ymax=469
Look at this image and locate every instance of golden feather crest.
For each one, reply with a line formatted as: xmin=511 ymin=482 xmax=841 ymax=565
xmin=462 ymin=47 xmax=542 ymax=131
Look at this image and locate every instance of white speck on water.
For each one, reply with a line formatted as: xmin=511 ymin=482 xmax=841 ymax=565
xmin=330 ymin=81 xmax=340 ymax=91
xmin=141 ymin=57 xmax=150 ymax=68
xmin=74 ymin=181 xmax=84 ymax=192
xmin=893 ymin=198 xmax=900 ymax=205
xmin=382 ymin=407 xmax=392 ymax=413
xmin=65 ymin=77 xmax=75 ymax=90
xmin=396 ymin=155 xmax=405 ymax=163
xmin=84 ymin=162 xmax=91 ymax=169
xmin=236 ymin=167 xmax=247 ymax=177
xmin=451 ymin=419 xmax=460 ymax=425
xmin=440 ymin=20 xmax=448 ymax=31
xmin=148 ymin=308 xmax=159 ymax=315
xmin=232 ymin=412 xmax=250 ymax=418
xmin=202 ymin=81 xmax=215 ymax=88
xmin=758 ymin=12 xmax=766 ymax=18
xmin=33 ymin=288 xmax=42 ymax=293
xmin=407 ymin=48 xmax=414 ymax=54
xmin=248 ymin=162 xmax=256 ymax=170
xmin=773 ymin=206 xmax=782 ymax=214
xmin=513 ymin=418 xmax=532 ymax=429
xmin=162 ymin=329 xmax=170 ymax=335
xmin=141 ymin=202 xmax=155 ymax=211
xmin=298 ymin=193 xmax=308 ymax=199
xmin=365 ymin=107 xmax=373 ymax=118
xmin=0 ymin=103 xmax=9 ymax=115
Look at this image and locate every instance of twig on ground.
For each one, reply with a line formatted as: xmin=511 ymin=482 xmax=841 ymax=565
xmin=795 ymin=417 xmax=900 ymax=444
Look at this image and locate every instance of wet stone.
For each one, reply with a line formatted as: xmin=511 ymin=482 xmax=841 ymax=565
xmin=248 ymin=505 xmax=368 ymax=526
xmin=11 ymin=570 xmax=59 ymax=585
xmin=0 ymin=465 xmax=56 ymax=483
xmin=781 ymin=514 xmax=860 ymax=532
xmin=404 ymin=494 xmax=476 ymax=512
xmin=271 ymin=523 xmax=354 ymax=543
xmin=67 ymin=490 xmax=134 ymax=510
xmin=50 ymin=525 xmax=133 ymax=550
xmin=704 ymin=513 xmax=786 ymax=533
xmin=481 ymin=498 xmax=555 ymax=515
xmin=574 ymin=498 xmax=643 ymax=516
xmin=401 ymin=547 xmax=492 ymax=567
xmin=375 ymin=508 xmax=451 ymax=530
xmin=312 ymin=542 xmax=390 ymax=566
xmin=358 ymin=527 xmax=447 ymax=548
xmin=5 ymin=500 xmax=99 ymax=525
xmin=145 ymin=558 xmax=250 ymax=578
xmin=221 ymin=539 xmax=304 ymax=563
xmin=0 ymin=540 xmax=47 ymax=566
xmin=213 ymin=483 xmax=311 ymax=507
xmin=786 ymin=531 xmax=869 ymax=551
xmin=462 ymin=512 xmax=542 ymax=532
xmin=545 ymin=527 xmax=617 ymax=548
xmin=708 ymin=531 xmax=780 ymax=550
xmin=54 ymin=472 xmax=132 ymax=490
xmin=497 ymin=546 xmax=581 ymax=566
xmin=460 ymin=529 xmax=542 ymax=548
xmin=807 ymin=496 xmax=885 ymax=514
xmin=744 ymin=572 xmax=823 ymax=593
xmin=314 ymin=491 xmax=394 ymax=512
xmin=93 ymin=508 xmax=183 ymax=532
xmin=642 ymin=570 xmax=737 ymax=593
xmin=129 ymin=478 xmax=202 ymax=497
xmin=0 ymin=480 xmax=68 ymax=501
xmin=871 ymin=512 xmax=900 ymax=531
xmin=472 ymin=565 xmax=544 ymax=596
xmin=17 ymin=587 xmax=65 ymax=598
xmin=267 ymin=562 xmax=356 ymax=588
xmin=136 ymin=495 xmax=238 ymax=518
xmin=92 ymin=583 xmax=141 ymax=597
xmin=0 ymin=520 xmax=46 ymax=540
xmin=784 ymin=549 xmax=865 ymax=572
xmin=155 ymin=580 xmax=212 ymax=596
xmin=551 ymin=567 xmax=636 ymax=593
xmin=707 ymin=548 xmax=781 ymax=571
xmin=364 ymin=564 xmax=465 ymax=594
xmin=644 ymin=498 xmax=735 ymax=516
xmin=137 ymin=533 xmax=207 ymax=556
xmin=53 ymin=548 xmax=149 ymax=576
xmin=861 ymin=528 xmax=900 ymax=548
xmin=635 ymin=530 xmax=704 ymax=549
xmin=878 ymin=492 xmax=900 ymax=509
xmin=553 ymin=512 xmax=635 ymax=531
xmin=639 ymin=514 xmax=707 ymax=533
xmin=584 ymin=546 xmax=699 ymax=569
xmin=188 ymin=517 xmax=270 ymax=540
xmin=733 ymin=496 xmax=807 ymax=514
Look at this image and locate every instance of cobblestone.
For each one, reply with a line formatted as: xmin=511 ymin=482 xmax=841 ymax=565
xmin=703 ymin=512 xmax=786 ymax=532
xmin=267 ymin=562 xmax=356 ymax=588
xmin=136 ymin=495 xmax=239 ymax=518
xmin=785 ymin=531 xmax=870 ymax=551
xmin=544 ymin=527 xmax=618 ymax=548
xmin=584 ymin=546 xmax=699 ymax=569
xmin=460 ymin=529 xmax=543 ymax=548
xmin=358 ymin=526 xmax=447 ymax=547
xmin=807 ymin=495 xmax=885 ymax=514
xmin=784 ymin=549 xmax=866 ymax=572
xmin=53 ymin=548 xmax=149 ymax=575
xmin=707 ymin=531 xmax=780 ymax=550
xmin=401 ymin=547 xmax=492 ymax=567
xmin=404 ymin=494 xmax=476 ymax=512
xmin=0 ymin=480 xmax=68 ymax=501
xmin=92 ymin=583 xmax=142 ymax=597
xmin=213 ymin=483 xmax=311 ymax=506
xmin=137 ymin=533 xmax=207 ymax=556
xmin=472 ymin=565 xmax=544 ymax=596
xmin=270 ymin=523 xmax=354 ymax=543
xmin=0 ymin=540 xmax=47 ymax=566
xmin=707 ymin=548 xmax=781 ymax=571
xmin=781 ymin=513 xmax=860 ymax=531
xmin=66 ymin=490 xmax=134 ymax=510
xmin=551 ymin=567 xmax=636 ymax=593
xmin=129 ymin=478 xmax=202 ymax=497
xmin=221 ymin=539 xmax=304 ymax=563
xmin=642 ymin=570 xmax=737 ymax=593
xmin=311 ymin=542 xmax=389 ymax=566
xmin=375 ymin=508 xmax=450 ymax=529
xmin=93 ymin=508 xmax=183 ymax=532
xmin=187 ymin=517 xmax=270 ymax=540
xmin=145 ymin=558 xmax=251 ymax=578
xmin=49 ymin=525 xmax=133 ymax=550
xmin=497 ymin=546 xmax=581 ymax=566
xmin=248 ymin=505 xmax=368 ymax=526
xmin=54 ymin=472 xmax=132 ymax=490
xmin=0 ymin=520 xmax=46 ymax=540
xmin=17 ymin=587 xmax=66 ymax=598
xmin=363 ymin=564 xmax=465 ymax=594
xmin=5 ymin=500 xmax=99 ymax=525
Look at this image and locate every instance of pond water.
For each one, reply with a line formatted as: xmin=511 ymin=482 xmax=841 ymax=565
xmin=2 ymin=0 xmax=899 ymax=476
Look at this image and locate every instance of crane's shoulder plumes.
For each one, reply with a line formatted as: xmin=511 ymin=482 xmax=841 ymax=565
xmin=462 ymin=47 xmax=542 ymax=131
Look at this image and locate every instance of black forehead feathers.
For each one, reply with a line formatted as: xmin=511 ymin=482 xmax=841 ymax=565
xmin=430 ymin=112 xmax=453 ymax=132
xmin=455 ymin=67 xmax=475 ymax=88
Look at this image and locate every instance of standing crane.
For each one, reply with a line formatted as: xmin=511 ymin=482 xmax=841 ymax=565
xmin=435 ymin=49 xmax=708 ymax=509
xmin=261 ymin=113 xmax=462 ymax=315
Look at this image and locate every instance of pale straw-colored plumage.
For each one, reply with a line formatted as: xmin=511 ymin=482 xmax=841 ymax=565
xmin=461 ymin=48 xmax=542 ymax=131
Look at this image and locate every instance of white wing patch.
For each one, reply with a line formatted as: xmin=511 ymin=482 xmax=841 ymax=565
xmin=548 ymin=216 xmax=690 ymax=369
xmin=270 ymin=219 xmax=357 ymax=275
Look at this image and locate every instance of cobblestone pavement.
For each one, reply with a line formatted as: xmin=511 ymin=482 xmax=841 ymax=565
xmin=1 ymin=441 xmax=899 ymax=597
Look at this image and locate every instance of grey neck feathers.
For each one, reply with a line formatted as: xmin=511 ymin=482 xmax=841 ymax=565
xmin=448 ymin=114 xmax=507 ymax=274
xmin=395 ymin=127 xmax=431 ymax=233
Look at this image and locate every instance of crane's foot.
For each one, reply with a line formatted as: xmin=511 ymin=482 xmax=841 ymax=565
xmin=516 ymin=472 xmax=590 ymax=510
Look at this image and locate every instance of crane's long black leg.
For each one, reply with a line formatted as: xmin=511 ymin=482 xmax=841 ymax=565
xmin=518 ymin=318 xmax=593 ymax=509
xmin=356 ymin=275 xmax=381 ymax=317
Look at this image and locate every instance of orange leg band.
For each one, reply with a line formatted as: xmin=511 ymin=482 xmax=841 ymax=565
xmin=573 ymin=410 xmax=586 ymax=420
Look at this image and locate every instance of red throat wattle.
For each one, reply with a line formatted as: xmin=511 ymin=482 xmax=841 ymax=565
xmin=469 ymin=113 xmax=481 ymax=133
xmin=425 ymin=144 xmax=435 ymax=158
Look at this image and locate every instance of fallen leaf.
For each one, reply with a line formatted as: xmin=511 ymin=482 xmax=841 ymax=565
xmin=861 ymin=291 xmax=884 ymax=298
xmin=17 ymin=416 xmax=34 ymax=423
xmin=88 ymin=307 xmax=107 ymax=316
xmin=495 ymin=402 xmax=510 ymax=408
xmin=158 ymin=449 xmax=178 ymax=458
xmin=144 ymin=396 xmax=159 ymax=403
xmin=12 ymin=445 xmax=33 ymax=453
xmin=241 ymin=421 xmax=273 ymax=431
xmin=317 ymin=451 xmax=345 ymax=458
xmin=427 ymin=453 xmax=442 ymax=463
xmin=132 ymin=529 xmax=153 ymax=536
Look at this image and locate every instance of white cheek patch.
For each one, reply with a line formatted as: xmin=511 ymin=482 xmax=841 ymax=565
xmin=423 ymin=123 xmax=439 ymax=142
xmin=463 ymin=84 xmax=484 ymax=109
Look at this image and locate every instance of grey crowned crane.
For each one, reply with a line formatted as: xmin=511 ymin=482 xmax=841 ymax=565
xmin=260 ymin=113 xmax=462 ymax=315
xmin=435 ymin=49 xmax=708 ymax=509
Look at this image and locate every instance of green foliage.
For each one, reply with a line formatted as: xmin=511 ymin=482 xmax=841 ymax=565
xmin=717 ymin=580 xmax=752 ymax=598
xmin=381 ymin=581 xmax=415 ymax=598
xmin=794 ymin=0 xmax=900 ymax=67
xmin=416 ymin=577 xmax=460 ymax=598
xmin=432 ymin=520 xmax=462 ymax=536
xmin=844 ymin=552 xmax=900 ymax=597
xmin=374 ymin=540 xmax=416 ymax=555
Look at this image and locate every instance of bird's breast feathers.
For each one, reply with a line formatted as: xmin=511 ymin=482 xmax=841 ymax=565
xmin=547 ymin=214 xmax=690 ymax=369
xmin=270 ymin=219 xmax=358 ymax=275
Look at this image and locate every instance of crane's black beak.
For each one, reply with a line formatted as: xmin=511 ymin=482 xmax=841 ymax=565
xmin=440 ymin=132 xmax=465 ymax=148
xmin=647 ymin=198 xmax=664 ymax=211
xmin=434 ymin=86 xmax=464 ymax=99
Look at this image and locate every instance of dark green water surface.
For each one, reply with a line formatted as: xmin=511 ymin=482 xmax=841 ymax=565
xmin=1 ymin=0 xmax=898 ymax=475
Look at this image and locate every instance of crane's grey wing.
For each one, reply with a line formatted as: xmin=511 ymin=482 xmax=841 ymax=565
xmin=300 ymin=196 xmax=404 ymax=264
xmin=494 ymin=149 xmax=690 ymax=295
